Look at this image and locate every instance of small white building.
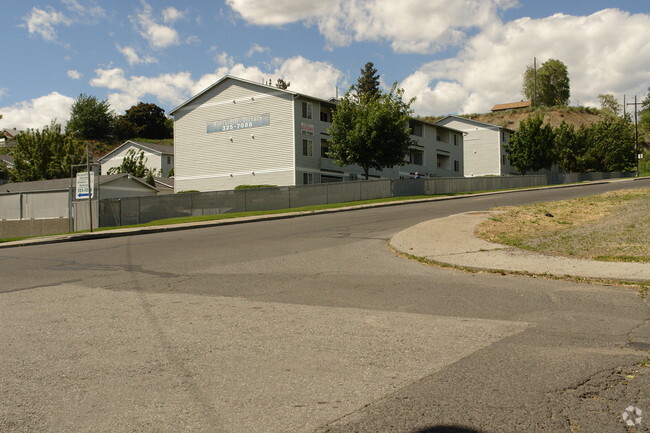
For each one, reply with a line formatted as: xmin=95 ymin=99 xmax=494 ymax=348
xmin=170 ymin=75 xmax=464 ymax=192
xmin=435 ymin=116 xmax=516 ymax=177
xmin=99 ymin=140 xmax=174 ymax=177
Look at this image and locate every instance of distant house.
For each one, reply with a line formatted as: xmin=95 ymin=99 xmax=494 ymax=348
xmin=435 ymin=116 xmax=517 ymax=177
xmin=491 ymin=101 xmax=531 ymax=112
xmin=0 ymin=154 xmax=14 ymax=184
xmin=0 ymin=128 xmax=19 ymax=148
xmin=99 ymin=140 xmax=174 ymax=177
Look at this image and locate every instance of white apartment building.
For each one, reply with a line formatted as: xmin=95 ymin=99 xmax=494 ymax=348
xmin=170 ymin=75 xmax=464 ymax=192
xmin=435 ymin=116 xmax=516 ymax=177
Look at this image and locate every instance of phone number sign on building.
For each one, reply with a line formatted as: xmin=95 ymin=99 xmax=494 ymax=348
xmin=207 ymin=113 xmax=270 ymax=134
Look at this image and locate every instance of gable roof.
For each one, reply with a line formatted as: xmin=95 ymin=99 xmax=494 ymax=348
xmin=1 ymin=129 xmax=19 ymax=138
xmin=435 ymin=115 xmax=514 ymax=133
xmin=99 ymin=140 xmax=173 ymax=162
xmin=491 ymin=101 xmax=531 ymax=112
xmin=169 ymin=75 xmax=338 ymax=116
xmin=1 ymin=173 xmax=158 ymax=194
xmin=0 ymin=154 xmax=15 ymax=167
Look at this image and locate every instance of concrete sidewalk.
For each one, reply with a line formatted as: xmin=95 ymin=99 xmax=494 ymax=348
xmin=390 ymin=211 xmax=650 ymax=282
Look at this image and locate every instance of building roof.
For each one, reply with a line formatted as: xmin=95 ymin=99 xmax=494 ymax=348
xmin=435 ymin=115 xmax=515 ymax=133
xmin=1 ymin=173 xmax=158 ymax=194
xmin=169 ymin=75 xmax=337 ymax=116
xmin=491 ymin=101 xmax=531 ymax=112
xmin=99 ymin=140 xmax=173 ymax=163
xmin=0 ymin=154 xmax=15 ymax=167
xmin=1 ymin=128 xmax=19 ymax=138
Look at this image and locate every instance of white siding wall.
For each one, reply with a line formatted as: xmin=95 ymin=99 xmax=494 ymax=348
xmin=436 ymin=118 xmax=506 ymax=177
xmin=173 ymin=80 xmax=295 ymax=192
xmin=398 ymin=123 xmax=464 ymax=178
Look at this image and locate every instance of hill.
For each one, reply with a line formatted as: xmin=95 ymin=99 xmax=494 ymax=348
xmin=424 ymin=106 xmax=609 ymax=132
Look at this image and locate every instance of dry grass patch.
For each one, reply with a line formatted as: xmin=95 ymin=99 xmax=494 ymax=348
xmin=476 ymin=187 xmax=650 ymax=263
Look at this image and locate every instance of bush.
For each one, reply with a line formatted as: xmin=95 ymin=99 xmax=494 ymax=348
xmin=234 ymin=184 xmax=277 ymax=190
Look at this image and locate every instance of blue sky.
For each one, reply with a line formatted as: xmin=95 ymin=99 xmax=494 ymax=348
xmin=1 ymin=0 xmax=649 ymax=130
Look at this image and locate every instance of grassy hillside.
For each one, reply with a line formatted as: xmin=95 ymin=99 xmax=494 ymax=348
xmin=424 ymin=106 xmax=609 ymax=131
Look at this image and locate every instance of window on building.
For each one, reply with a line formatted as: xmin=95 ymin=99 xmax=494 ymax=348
xmin=320 ymin=139 xmax=330 ymax=158
xmin=167 ymin=156 xmax=171 ymax=164
xmin=302 ymin=139 xmax=313 ymax=157
xmin=502 ymin=154 xmax=506 ymax=165
xmin=409 ymin=120 xmax=423 ymax=137
xmin=321 ymin=175 xmax=343 ymax=183
xmin=303 ymin=173 xmax=313 ymax=184
xmin=320 ymin=111 xmax=331 ymax=122
xmin=453 ymin=134 xmax=459 ymax=146
xmin=454 ymin=160 xmax=460 ymax=172
xmin=409 ymin=150 xmax=423 ymax=165
xmin=302 ymin=101 xmax=312 ymax=119
xmin=349 ymin=173 xmax=358 ymax=181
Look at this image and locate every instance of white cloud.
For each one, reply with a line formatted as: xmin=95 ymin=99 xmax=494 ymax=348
xmin=23 ymin=7 xmax=72 ymax=42
xmin=87 ymin=57 xmax=343 ymax=114
xmin=117 ymin=45 xmax=158 ymax=66
xmin=162 ymin=7 xmax=185 ymax=23
xmin=227 ymin=0 xmax=519 ymax=54
xmin=215 ymin=52 xmax=235 ymax=67
xmin=401 ymin=8 xmax=650 ymax=116
xmin=62 ymin=0 xmax=106 ymax=23
xmin=131 ymin=1 xmax=180 ymax=49
xmin=67 ymin=70 xmax=82 ymax=80
xmin=247 ymin=43 xmax=270 ymax=57
xmin=0 ymin=92 xmax=75 ymax=130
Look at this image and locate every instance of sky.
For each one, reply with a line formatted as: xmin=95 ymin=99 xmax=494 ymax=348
xmin=1 ymin=0 xmax=649 ymax=131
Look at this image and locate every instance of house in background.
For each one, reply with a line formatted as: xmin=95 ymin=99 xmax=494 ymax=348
xmin=435 ymin=116 xmax=516 ymax=177
xmin=0 ymin=154 xmax=14 ymax=184
xmin=99 ymin=140 xmax=174 ymax=177
xmin=491 ymin=101 xmax=531 ymax=112
xmin=0 ymin=128 xmax=19 ymax=148
xmin=170 ymin=75 xmax=464 ymax=192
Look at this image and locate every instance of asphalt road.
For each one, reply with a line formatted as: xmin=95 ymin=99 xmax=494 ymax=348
xmin=1 ymin=180 xmax=649 ymax=433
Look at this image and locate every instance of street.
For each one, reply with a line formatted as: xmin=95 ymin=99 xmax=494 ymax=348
xmin=1 ymin=181 xmax=649 ymax=432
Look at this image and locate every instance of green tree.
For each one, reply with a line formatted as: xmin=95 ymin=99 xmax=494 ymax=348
xmin=123 ymin=102 xmax=171 ymax=139
xmin=107 ymin=148 xmax=159 ymax=178
xmin=585 ymin=116 xmax=635 ymax=172
xmin=598 ymin=93 xmax=622 ymax=116
xmin=328 ymin=83 xmax=416 ymax=179
xmin=9 ymin=121 xmax=85 ymax=182
xmin=66 ymin=94 xmax=115 ymax=140
xmin=639 ymin=87 xmax=650 ymax=143
xmin=354 ymin=62 xmax=381 ymax=102
xmin=113 ymin=115 xmax=138 ymax=140
xmin=504 ymin=115 xmax=555 ymax=174
xmin=522 ymin=58 xmax=570 ymax=107
xmin=553 ymin=121 xmax=589 ymax=173
xmin=275 ymin=78 xmax=290 ymax=90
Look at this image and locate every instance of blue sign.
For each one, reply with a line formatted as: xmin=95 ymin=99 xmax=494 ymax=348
xmin=207 ymin=113 xmax=270 ymax=134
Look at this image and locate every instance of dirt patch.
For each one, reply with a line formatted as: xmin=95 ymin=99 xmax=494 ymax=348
xmin=475 ymin=188 xmax=650 ymax=263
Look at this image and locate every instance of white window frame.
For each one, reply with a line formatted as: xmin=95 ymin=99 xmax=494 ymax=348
xmin=302 ymin=139 xmax=313 ymax=157
xmin=302 ymin=101 xmax=313 ymax=120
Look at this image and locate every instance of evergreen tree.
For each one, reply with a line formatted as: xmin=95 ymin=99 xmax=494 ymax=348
xmin=354 ymin=62 xmax=381 ymax=102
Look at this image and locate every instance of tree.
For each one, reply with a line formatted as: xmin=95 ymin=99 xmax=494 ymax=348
xmin=328 ymin=83 xmax=416 ymax=179
xmin=639 ymin=87 xmax=650 ymax=143
xmin=598 ymin=93 xmax=622 ymax=116
xmin=107 ymin=148 xmax=159 ymax=178
xmin=504 ymin=115 xmax=555 ymax=174
xmin=354 ymin=62 xmax=381 ymax=102
xmin=66 ymin=94 xmax=115 ymax=140
xmin=522 ymin=59 xmax=570 ymax=107
xmin=9 ymin=121 xmax=86 ymax=182
xmin=275 ymin=78 xmax=290 ymax=90
xmin=553 ymin=121 xmax=589 ymax=173
xmin=585 ymin=116 xmax=635 ymax=172
xmin=122 ymin=102 xmax=171 ymax=139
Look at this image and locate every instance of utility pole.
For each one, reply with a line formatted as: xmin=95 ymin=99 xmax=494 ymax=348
xmin=626 ymin=95 xmax=641 ymax=177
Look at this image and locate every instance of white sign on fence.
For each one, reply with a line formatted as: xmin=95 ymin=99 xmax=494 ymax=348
xmin=75 ymin=172 xmax=94 ymax=199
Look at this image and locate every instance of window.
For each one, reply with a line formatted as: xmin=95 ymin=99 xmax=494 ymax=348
xmin=502 ymin=154 xmax=506 ymax=165
xmin=320 ymin=111 xmax=331 ymax=122
xmin=409 ymin=150 xmax=423 ymax=165
xmin=167 ymin=156 xmax=171 ymax=164
xmin=303 ymin=173 xmax=313 ymax=184
xmin=349 ymin=173 xmax=358 ymax=181
xmin=302 ymin=139 xmax=313 ymax=157
xmin=453 ymin=134 xmax=459 ymax=146
xmin=321 ymin=139 xmax=330 ymax=158
xmin=302 ymin=101 xmax=312 ymax=119
xmin=409 ymin=120 xmax=423 ymax=137
xmin=454 ymin=160 xmax=460 ymax=172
